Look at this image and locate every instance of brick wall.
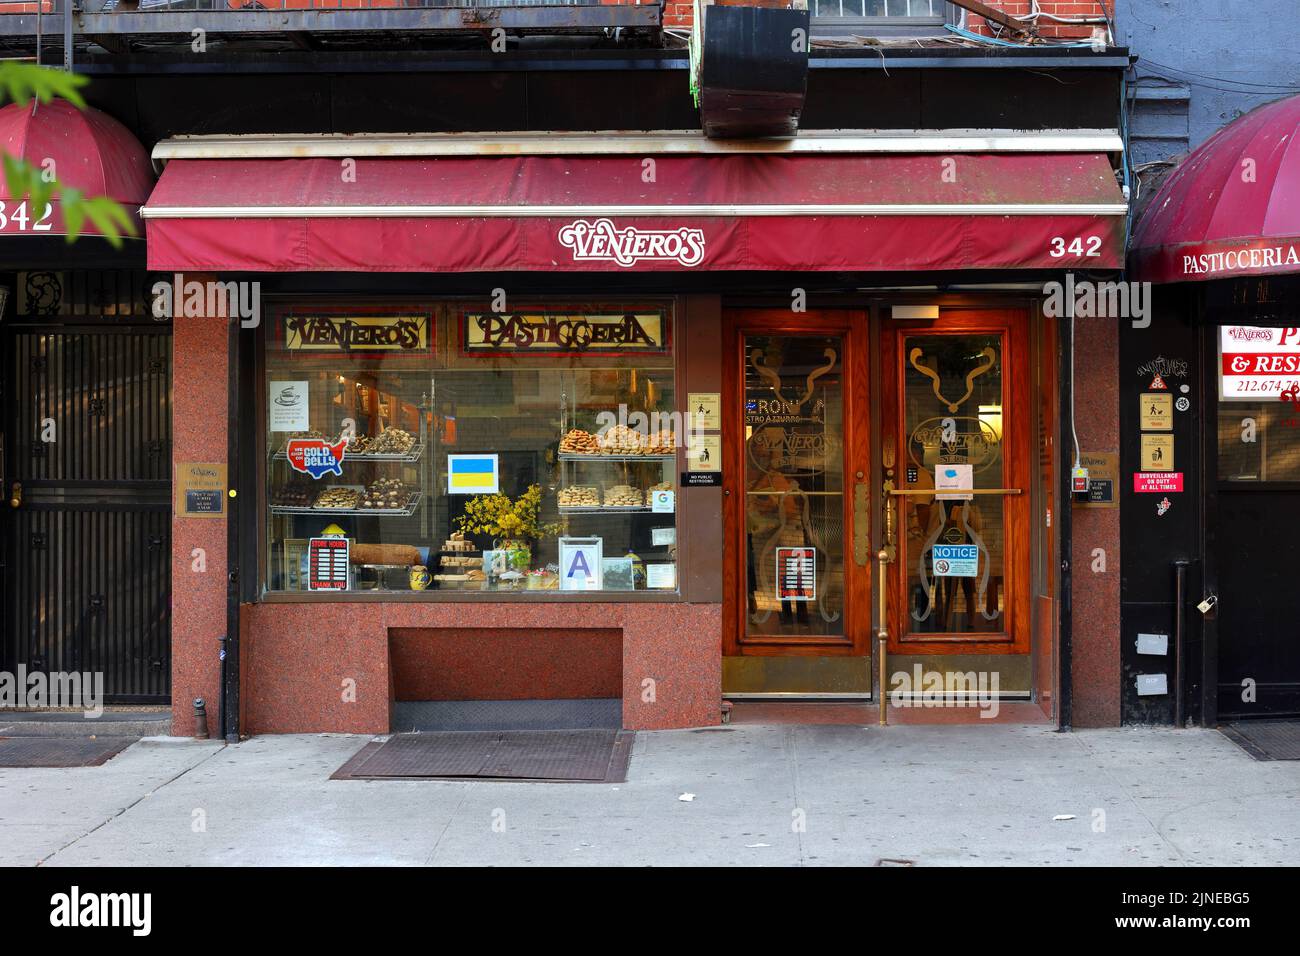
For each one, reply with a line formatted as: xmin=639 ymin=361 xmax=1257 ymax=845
xmin=664 ymin=1 xmax=1115 ymax=39
xmin=665 ymin=2 xmax=693 ymax=29
xmin=964 ymin=1 xmax=1113 ymax=40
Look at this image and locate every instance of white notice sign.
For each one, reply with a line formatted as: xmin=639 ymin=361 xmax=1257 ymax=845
xmin=935 ymin=464 xmax=974 ymax=501
xmin=646 ymin=563 xmax=676 ymax=589
xmin=268 ymin=381 xmax=310 ymax=432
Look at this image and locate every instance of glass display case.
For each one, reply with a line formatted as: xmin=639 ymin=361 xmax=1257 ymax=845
xmin=262 ymin=303 xmax=681 ymax=596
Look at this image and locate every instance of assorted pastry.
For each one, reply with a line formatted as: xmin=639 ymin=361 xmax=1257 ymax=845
xmin=558 ymin=485 xmax=600 ymax=507
xmin=603 ymin=484 xmax=644 ymax=508
xmin=270 ymin=478 xmax=316 ymax=507
xmin=360 ymin=477 xmax=417 ymax=510
xmin=368 ymin=426 xmax=415 ymax=455
xmin=599 ymin=424 xmax=645 ymax=456
xmin=559 ymin=428 xmax=600 ymax=455
xmin=441 ymin=531 xmax=476 ymax=553
xmin=643 ymin=429 xmax=677 ymax=455
xmin=561 ymin=424 xmax=676 ymax=456
xmin=313 ymin=486 xmax=361 ymax=510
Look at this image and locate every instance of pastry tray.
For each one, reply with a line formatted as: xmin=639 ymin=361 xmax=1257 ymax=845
xmin=558 ymin=453 xmax=675 ymax=462
xmin=558 ymin=505 xmax=652 ymax=514
xmin=268 ymin=491 xmax=422 ymax=517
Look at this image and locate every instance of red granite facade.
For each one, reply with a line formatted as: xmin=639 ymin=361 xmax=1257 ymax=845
xmin=1069 ymin=318 xmax=1122 ymax=727
xmin=169 ymin=281 xmax=229 ymax=737
xmin=239 ymin=602 xmax=722 ymax=734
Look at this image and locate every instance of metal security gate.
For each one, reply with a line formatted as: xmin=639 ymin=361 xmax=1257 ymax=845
xmin=1 ymin=324 xmax=172 ymax=703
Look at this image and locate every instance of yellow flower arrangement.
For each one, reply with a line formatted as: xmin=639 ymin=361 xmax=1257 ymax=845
xmin=455 ymin=484 xmax=554 ymax=540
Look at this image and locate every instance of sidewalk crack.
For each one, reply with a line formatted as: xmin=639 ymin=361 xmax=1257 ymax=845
xmin=1070 ymin=732 xmax=1191 ymax=866
xmin=784 ymin=727 xmax=806 ymax=866
xmin=36 ymin=743 xmax=227 ymax=867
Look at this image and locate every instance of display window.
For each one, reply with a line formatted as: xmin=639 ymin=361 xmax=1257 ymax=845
xmin=261 ymin=302 xmax=683 ymax=597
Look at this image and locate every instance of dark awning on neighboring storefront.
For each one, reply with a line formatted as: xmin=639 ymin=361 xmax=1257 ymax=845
xmin=1131 ymin=92 xmax=1300 ymax=284
xmin=142 ymin=134 xmax=1127 ymax=273
xmin=0 ymin=98 xmax=153 ymax=241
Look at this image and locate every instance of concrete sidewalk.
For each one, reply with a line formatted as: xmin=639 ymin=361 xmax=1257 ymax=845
xmin=1 ymin=724 xmax=1296 ymax=866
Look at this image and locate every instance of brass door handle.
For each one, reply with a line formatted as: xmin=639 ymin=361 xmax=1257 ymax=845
xmin=8 ymin=482 xmax=21 ymax=508
xmin=880 ymin=479 xmax=897 ymax=560
xmin=853 ymin=481 xmax=870 ymax=566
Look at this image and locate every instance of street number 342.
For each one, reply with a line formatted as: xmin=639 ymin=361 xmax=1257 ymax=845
xmin=0 ymin=201 xmax=55 ymax=231
xmin=1049 ymin=235 xmax=1103 ymax=258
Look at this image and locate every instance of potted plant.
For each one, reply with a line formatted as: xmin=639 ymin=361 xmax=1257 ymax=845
xmin=455 ymin=484 xmax=554 ymax=570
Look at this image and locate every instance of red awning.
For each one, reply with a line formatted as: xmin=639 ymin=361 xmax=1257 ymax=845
xmin=1131 ymin=93 xmax=1300 ymax=283
xmin=143 ymin=152 xmax=1126 ymax=273
xmin=0 ymin=98 xmax=153 ymax=238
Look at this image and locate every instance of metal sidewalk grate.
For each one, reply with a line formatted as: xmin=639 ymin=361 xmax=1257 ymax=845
xmin=0 ymin=736 xmax=136 ymax=768
xmin=1220 ymin=720 xmax=1300 ymax=761
xmin=333 ymin=730 xmax=633 ymax=782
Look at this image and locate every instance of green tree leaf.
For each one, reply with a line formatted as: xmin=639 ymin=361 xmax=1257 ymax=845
xmin=77 ymin=194 xmax=137 ymax=247
xmin=0 ymin=65 xmax=137 ymax=247
xmin=0 ymin=62 xmax=87 ymax=109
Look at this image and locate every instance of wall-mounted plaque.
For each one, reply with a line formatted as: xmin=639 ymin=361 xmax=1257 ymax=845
xmin=1140 ymin=434 xmax=1175 ymax=472
xmin=1139 ymin=392 xmax=1173 ymax=431
xmin=174 ymin=462 xmax=227 ymax=518
xmin=1075 ymin=451 xmax=1118 ymax=509
xmin=687 ymin=392 xmax=721 ymax=430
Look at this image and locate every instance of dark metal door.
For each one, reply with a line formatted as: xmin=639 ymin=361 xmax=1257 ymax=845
xmin=1211 ymin=318 xmax=1300 ymax=719
xmin=2 ymin=325 xmax=172 ymax=703
xmin=1215 ymin=485 xmax=1300 ymax=718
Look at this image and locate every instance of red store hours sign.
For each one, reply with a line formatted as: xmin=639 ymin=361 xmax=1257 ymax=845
xmin=308 ymin=537 xmax=350 ymax=591
xmin=776 ymin=547 xmax=816 ymax=602
xmin=1134 ymin=472 xmax=1184 ymax=494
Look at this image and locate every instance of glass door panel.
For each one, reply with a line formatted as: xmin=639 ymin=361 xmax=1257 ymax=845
xmin=722 ymin=311 xmax=871 ymax=696
xmin=900 ymin=333 xmax=1006 ymax=635
xmin=883 ymin=311 xmax=1030 ymax=657
xmin=742 ymin=334 xmax=846 ymax=640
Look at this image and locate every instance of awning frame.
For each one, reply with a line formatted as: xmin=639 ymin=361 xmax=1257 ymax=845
xmin=142 ymin=202 xmax=1127 ymax=220
xmin=150 ymin=128 xmax=1125 ymax=162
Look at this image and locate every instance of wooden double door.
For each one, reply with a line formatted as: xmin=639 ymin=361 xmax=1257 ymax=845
xmin=722 ymin=308 xmax=1031 ymax=696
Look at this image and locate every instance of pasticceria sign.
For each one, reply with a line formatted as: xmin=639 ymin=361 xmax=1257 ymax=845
xmin=463 ymin=311 xmax=668 ymax=354
xmin=283 ymin=313 xmax=430 ymax=352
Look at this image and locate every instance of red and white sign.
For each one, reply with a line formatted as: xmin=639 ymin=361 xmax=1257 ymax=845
xmin=1219 ymin=326 xmax=1300 ymax=401
xmin=1181 ymin=241 xmax=1300 ymax=279
xmin=776 ymin=547 xmax=816 ymax=602
xmin=308 ymin=537 xmax=349 ymax=591
xmin=557 ymin=218 xmax=706 ymax=268
xmin=1134 ymin=472 xmax=1184 ymax=494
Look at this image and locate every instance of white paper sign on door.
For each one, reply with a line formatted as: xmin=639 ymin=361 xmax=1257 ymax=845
xmin=935 ymin=464 xmax=973 ymax=501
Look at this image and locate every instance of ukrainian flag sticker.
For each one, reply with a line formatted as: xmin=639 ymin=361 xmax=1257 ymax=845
xmin=447 ymin=454 xmax=499 ymax=494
